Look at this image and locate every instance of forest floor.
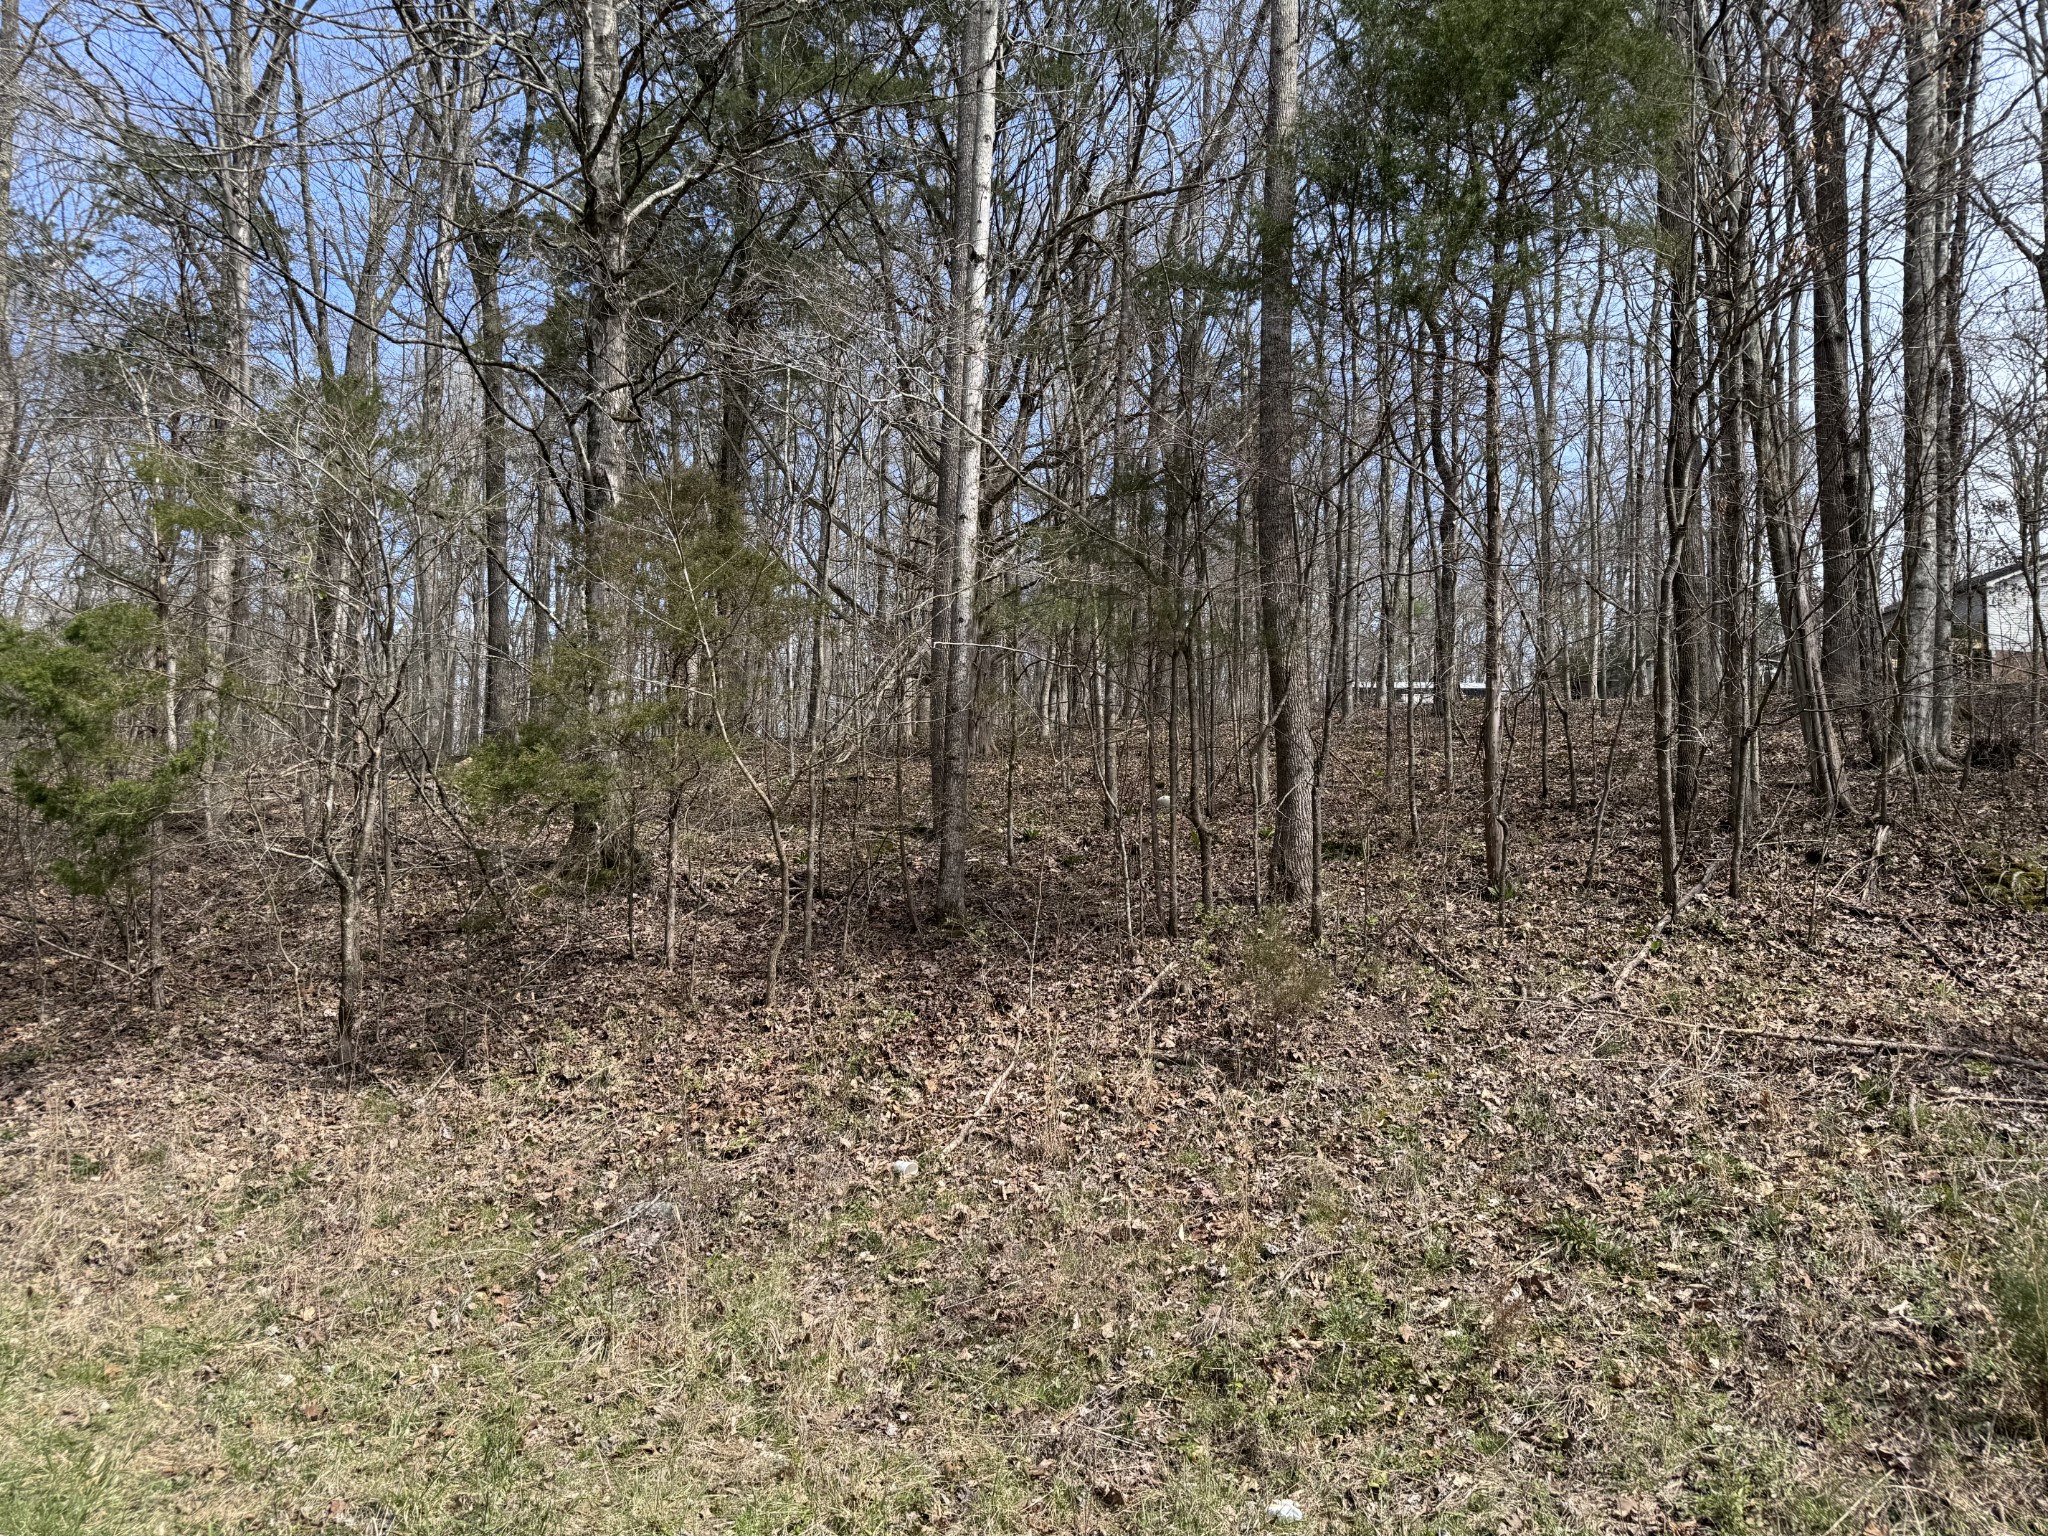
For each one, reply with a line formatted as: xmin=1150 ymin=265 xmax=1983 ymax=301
xmin=2 ymin=721 xmax=2047 ymax=1534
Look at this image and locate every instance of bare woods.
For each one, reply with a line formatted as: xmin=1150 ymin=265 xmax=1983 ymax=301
xmin=0 ymin=0 xmax=2041 ymax=1056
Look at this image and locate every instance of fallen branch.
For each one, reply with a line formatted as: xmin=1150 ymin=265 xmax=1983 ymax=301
xmin=1832 ymin=899 xmax=1977 ymax=990
xmin=1402 ymin=926 xmax=1474 ymax=987
xmin=575 ymin=1196 xmax=680 ymax=1250
xmin=1123 ymin=961 xmax=1180 ymax=1016
xmin=1931 ymin=1091 xmax=2048 ymax=1111
xmin=1697 ymin=1023 xmax=2048 ymax=1076
xmin=937 ymin=1050 xmax=1022 ymax=1159
xmin=1593 ymin=858 xmax=1724 ymax=1004
xmin=363 ymin=1056 xmax=458 ymax=1114
xmin=1892 ymin=914 xmax=1975 ymax=988
xmin=514 ymin=1192 xmax=682 ymax=1283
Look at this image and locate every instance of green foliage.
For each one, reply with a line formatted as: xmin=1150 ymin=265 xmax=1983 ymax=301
xmin=452 ymin=645 xmax=619 ymax=823
xmin=129 ymin=444 xmax=241 ymax=542
xmin=1240 ymin=909 xmax=1332 ymax=1033
xmin=0 ymin=604 xmax=201 ymax=900
xmin=1314 ymin=0 xmax=1675 ymax=302
xmin=607 ymin=469 xmax=797 ymax=674
xmin=456 ymin=473 xmax=795 ymax=835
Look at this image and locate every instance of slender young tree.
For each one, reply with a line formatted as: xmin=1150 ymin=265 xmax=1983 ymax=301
xmin=1318 ymin=0 xmax=1672 ymax=900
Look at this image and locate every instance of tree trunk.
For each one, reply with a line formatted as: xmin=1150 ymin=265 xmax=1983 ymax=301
xmin=932 ymin=0 xmax=1003 ymax=922
xmin=463 ymin=224 xmax=516 ymax=735
xmin=581 ymin=0 xmax=628 ymax=631
xmin=1425 ymin=317 xmax=1463 ymax=763
xmin=1479 ymin=284 xmax=1509 ymax=900
xmin=1809 ymin=0 xmax=1879 ymax=755
xmin=1897 ymin=0 xmax=1955 ymax=771
xmin=1255 ymin=0 xmax=1312 ymax=904
xmin=200 ymin=0 xmax=268 ymax=834
xmin=1668 ymin=0 xmax=1708 ymax=823
xmin=1656 ymin=0 xmax=1702 ymax=900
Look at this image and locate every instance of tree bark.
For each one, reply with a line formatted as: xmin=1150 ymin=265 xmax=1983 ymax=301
xmin=1255 ymin=0 xmax=1312 ymax=904
xmin=580 ymin=0 xmax=628 ymax=634
xmin=461 ymin=216 xmax=516 ymax=735
xmin=932 ymin=0 xmax=1003 ymax=922
xmin=1897 ymin=0 xmax=1956 ymax=770
xmin=1808 ymin=0 xmax=1879 ymax=755
xmin=1659 ymin=0 xmax=1708 ymax=824
xmin=1479 ymin=280 xmax=1509 ymax=899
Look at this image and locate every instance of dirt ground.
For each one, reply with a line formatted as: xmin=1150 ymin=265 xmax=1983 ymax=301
xmin=2 ymin=725 xmax=2046 ymax=1533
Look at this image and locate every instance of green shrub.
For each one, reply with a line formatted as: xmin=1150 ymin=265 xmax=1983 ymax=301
xmin=1242 ymin=909 xmax=1331 ymax=1031
xmin=0 ymin=603 xmax=202 ymax=903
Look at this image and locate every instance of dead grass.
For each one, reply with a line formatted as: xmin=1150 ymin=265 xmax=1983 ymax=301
xmin=2 ymin=732 xmax=2046 ymax=1533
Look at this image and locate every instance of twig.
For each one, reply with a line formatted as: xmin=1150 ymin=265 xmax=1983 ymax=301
xmin=515 ymin=1193 xmax=683 ymax=1283
xmin=574 ymin=1194 xmax=679 ymax=1250
xmin=1124 ymin=960 xmax=1182 ymax=1082
xmin=1895 ymin=913 xmax=1977 ymax=990
xmin=1832 ymin=898 xmax=1977 ymax=990
xmin=1931 ymin=1091 xmax=2048 ymax=1110
xmin=362 ymin=1056 xmax=458 ymax=1113
xmin=0 ymin=909 xmax=141 ymax=980
xmin=1123 ymin=960 xmax=1180 ymax=1016
xmin=937 ymin=1052 xmax=1021 ymax=1159
xmin=1403 ymin=926 xmax=1473 ymax=987
xmin=418 ymin=1055 xmax=459 ymax=1104
xmin=1594 ymin=858 xmax=1724 ymax=1004
xmin=1696 ymin=1023 xmax=2048 ymax=1076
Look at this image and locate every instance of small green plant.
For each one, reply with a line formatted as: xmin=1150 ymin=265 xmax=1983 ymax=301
xmin=1544 ymin=1212 xmax=1639 ymax=1276
xmin=1420 ymin=1230 xmax=1460 ymax=1274
xmin=1991 ymin=1224 xmax=2048 ymax=1441
xmin=0 ymin=603 xmax=203 ymax=917
xmin=1238 ymin=908 xmax=1332 ymax=1062
xmin=455 ymin=473 xmax=794 ymax=878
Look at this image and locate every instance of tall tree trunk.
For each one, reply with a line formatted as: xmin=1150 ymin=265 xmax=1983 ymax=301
xmin=1479 ymin=282 xmax=1509 ymax=900
xmin=1425 ymin=316 xmax=1463 ymax=763
xmin=1897 ymin=0 xmax=1955 ymax=770
xmin=1656 ymin=0 xmax=1704 ymax=899
xmin=1255 ymin=0 xmax=1312 ymax=904
xmin=716 ymin=0 xmax=765 ymax=508
xmin=1933 ymin=0 xmax=1983 ymax=752
xmin=461 ymin=203 xmax=516 ymax=735
xmin=560 ymin=0 xmax=629 ymax=867
xmin=1809 ymin=0 xmax=1878 ymax=755
xmin=932 ymin=0 xmax=1002 ymax=922
xmin=200 ymin=0 xmax=267 ymax=834
xmin=1660 ymin=0 xmax=1708 ymax=824
xmin=0 ymin=0 xmax=26 ymax=534
xmin=580 ymin=0 xmax=627 ymax=634
xmin=1745 ymin=293 xmax=1848 ymax=809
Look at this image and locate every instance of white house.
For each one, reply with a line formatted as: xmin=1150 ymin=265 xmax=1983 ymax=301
xmin=1955 ymin=562 xmax=2041 ymax=678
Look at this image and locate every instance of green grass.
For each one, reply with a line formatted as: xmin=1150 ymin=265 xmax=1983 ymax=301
xmin=3 ymin=1009 xmax=2045 ymax=1534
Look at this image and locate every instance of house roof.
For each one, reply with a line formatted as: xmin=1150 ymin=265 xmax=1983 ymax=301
xmin=1957 ymin=562 xmax=2029 ymax=591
